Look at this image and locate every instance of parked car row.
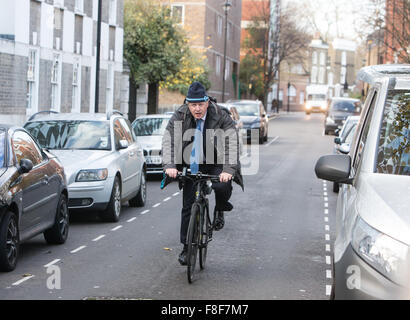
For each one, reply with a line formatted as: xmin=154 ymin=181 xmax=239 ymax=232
xmin=315 ymin=64 xmax=410 ymax=299
xmin=0 ymin=110 xmax=147 ymax=271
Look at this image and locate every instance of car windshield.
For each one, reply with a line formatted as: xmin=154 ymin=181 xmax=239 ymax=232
xmin=132 ymin=118 xmax=170 ymax=136
xmin=331 ymin=100 xmax=357 ymax=112
xmin=344 ymin=123 xmax=357 ymax=145
xmin=307 ymin=94 xmax=326 ymax=101
xmin=24 ymin=121 xmax=111 ymax=150
xmin=232 ymin=103 xmax=260 ymax=116
xmin=376 ymin=90 xmax=410 ymax=176
xmin=340 ymin=119 xmax=359 ymax=141
xmin=0 ymin=129 xmax=5 ymax=168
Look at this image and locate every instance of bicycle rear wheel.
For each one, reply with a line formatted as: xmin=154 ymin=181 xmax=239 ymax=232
xmin=187 ymin=203 xmax=200 ymax=283
xmin=199 ymin=202 xmax=210 ymax=270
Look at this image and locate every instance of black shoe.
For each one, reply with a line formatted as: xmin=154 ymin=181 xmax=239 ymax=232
xmin=178 ymin=246 xmax=188 ymax=266
xmin=216 ymin=201 xmax=233 ymax=212
xmin=214 ymin=211 xmax=225 ymax=231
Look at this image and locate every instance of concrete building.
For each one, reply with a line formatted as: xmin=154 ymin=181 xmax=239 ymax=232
xmin=0 ymin=0 xmax=128 ymax=126
xmin=159 ymin=0 xmax=242 ymax=107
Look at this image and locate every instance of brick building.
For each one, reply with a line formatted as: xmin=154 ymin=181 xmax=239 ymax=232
xmin=159 ymin=0 xmax=242 ymax=109
xmin=0 ymin=0 xmax=128 ymax=126
xmin=384 ymin=0 xmax=409 ymax=64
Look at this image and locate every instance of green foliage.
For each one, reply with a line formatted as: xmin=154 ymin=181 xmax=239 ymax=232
xmin=239 ymin=54 xmax=264 ymax=100
xmin=124 ymin=0 xmax=186 ymax=84
xmin=161 ymin=49 xmax=211 ymax=95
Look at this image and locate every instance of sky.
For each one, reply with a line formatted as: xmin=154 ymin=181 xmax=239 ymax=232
xmin=284 ymin=0 xmax=375 ymax=42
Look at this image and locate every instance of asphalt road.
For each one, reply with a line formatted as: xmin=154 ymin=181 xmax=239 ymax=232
xmin=0 ymin=112 xmax=338 ymax=300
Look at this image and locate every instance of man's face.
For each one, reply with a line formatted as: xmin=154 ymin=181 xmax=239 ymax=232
xmin=188 ymin=101 xmax=209 ymax=120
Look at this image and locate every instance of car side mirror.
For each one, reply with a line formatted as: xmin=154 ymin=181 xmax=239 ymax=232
xmin=315 ymin=154 xmax=353 ymax=184
xmin=334 ymin=137 xmax=341 ymax=145
xmin=18 ymin=158 xmax=33 ymax=174
xmin=334 ymin=128 xmax=340 ymax=136
xmin=118 ymin=140 xmax=129 ymax=150
xmin=262 ymin=114 xmax=266 ymax=118
xmin=337 ymin=143 xmax=350 ymax=154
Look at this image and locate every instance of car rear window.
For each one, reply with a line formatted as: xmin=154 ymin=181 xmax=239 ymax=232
xmin=376 ymin=90 xmax=410 ymax=176
xmin=232 ymin=103 xmax=260 ymax=117
xmin=132 ymin=118 xmax=170 ymax=136
xmin=24 ymin=121 xmax=111 ymax=150
xmin=331 ymin=100 xmax=357 ymax=112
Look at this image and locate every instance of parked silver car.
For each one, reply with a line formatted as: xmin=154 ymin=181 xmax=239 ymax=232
xmin=332 ymin=116 xmax=360 ymax=193
xmin=131 ymin=114 xmax=172 ymax=175
xmin=24 ymin=111 xmax=146 ymax=222
xmin=315 ymin=64 xmax=410 ymax=299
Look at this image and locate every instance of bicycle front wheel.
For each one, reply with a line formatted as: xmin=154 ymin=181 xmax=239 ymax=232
xmin=187 ymin=203 xmax=200 ymax=283
xmin=199 ymin=202 xmax=210 ymax=270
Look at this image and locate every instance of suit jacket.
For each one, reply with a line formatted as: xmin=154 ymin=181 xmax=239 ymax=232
xmin=162 ymin=101 xmax=244 ymax=190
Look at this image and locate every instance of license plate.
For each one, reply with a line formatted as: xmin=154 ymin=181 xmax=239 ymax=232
xmin=147 ymin=156 xmax=162 ymax=164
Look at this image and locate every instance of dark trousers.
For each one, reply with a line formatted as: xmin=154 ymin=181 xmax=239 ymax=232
xmin=180 ymin=166 xmax=232 ymax=245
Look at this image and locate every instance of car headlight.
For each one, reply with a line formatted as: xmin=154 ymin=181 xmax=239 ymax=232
xmin=326 ymin=117 xmax=335 ymax=124
xmin=76 ymin=169 xmax=108 ymax=182
xmin=320 ymin=103 xmax=328 ymax=110
xmin=305 ymin=103 xmax=312 ymax=110
xmin=351 ymin=216 xmax=410 ymax=285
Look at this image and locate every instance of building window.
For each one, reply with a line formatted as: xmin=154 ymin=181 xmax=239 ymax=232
xmin=72 ymin=58 xmax=81 ymax=113
xmin=171 ymin=4 xmax=184 ymax=25
xmin=299 ymin=91 xmax=304 ymax=104
xmin=216 ymin=55 xmax=221 ymax=75
xmin=109 ymin=0 xmax=117 ymax=25
xmin=51 ymin=53 xmax=61 ymax=111
xmin=225 ymin=59 xmax=230 ymax=80
xmin=341 ymin=51 xmax=347 ymax=66
xmin=75 ymin=0 xmax=83 ymax=13
xmin=288 ymin=85 xmax=296 ymax=97
xmin=312 ymin=51 xmax=317 ymax=65
xmin=320 ymin=52 xmax=326 ymax=65
xmin=318 ymin=67 xmax=325 ymax=84
xmin=106 ymin=64 xmax=114 ymax=111
xmin=340 ymin=66 xmax=346 ymax=84
xmin=311 ymin=66 xmax=318 ymax=83
xmin=27 ymin=49 xmax=39 ymax=111
xmin=217 ymin=15 xmax=223 ymax=37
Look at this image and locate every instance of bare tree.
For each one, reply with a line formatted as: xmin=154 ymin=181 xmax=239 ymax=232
xmin=241 ymin=2 xmax=311 ymax=107
xmin=355 ymin=0 xmax=410 ymax=64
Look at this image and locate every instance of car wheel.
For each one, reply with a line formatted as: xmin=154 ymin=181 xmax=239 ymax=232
xmin=100 ymin=176 xmax=121 ymax=222
xmin=333 ymin=182 xmax=339 ymax=193
xmin=129 ymin=170 xmax=146 ymax=207
xmin=306 ymin=111 xmax=311 ymax=115
xmin=0 ymin=211 xmax=19 ymax=272
xmin=44 ymin=193 xmax=69 ymax=244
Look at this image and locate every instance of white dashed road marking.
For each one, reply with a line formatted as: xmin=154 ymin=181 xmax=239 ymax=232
xmin=12 ymin=275 xmax=35 ymax=286
xmin=163 ymin=197 xmax=171 ymax=202
xmin=141 ymin=210 xmax=150 ymax=215
xmin=111 ymin=225 xmax=123 ymax=231
xmin=71 ymin=246 xmax=87 ymax=254
xmin=44 ymin=259 xmax=61 ymax=268
xmin=92 ymin=235 xmax=106 ymax=242
xmin=153 ymin=203 xmax=161 ymax=208
xmin=127 ymin=217 xmax=137 ymax=222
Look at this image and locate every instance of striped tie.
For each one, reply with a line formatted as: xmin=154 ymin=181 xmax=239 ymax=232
xmin=190 ymin=119 xmax=203 ymax=174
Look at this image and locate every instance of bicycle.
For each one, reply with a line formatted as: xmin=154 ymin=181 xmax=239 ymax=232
xmin=164 ymin=169 xmax=220 ymax=283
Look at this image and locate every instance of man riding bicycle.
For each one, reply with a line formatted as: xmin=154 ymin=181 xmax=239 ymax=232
xmin=162 ymin=81 xmax=244 ymax=266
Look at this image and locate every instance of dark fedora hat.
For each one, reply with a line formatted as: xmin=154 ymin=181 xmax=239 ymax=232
xmin=186 ymin=81 xmax=209 ymax=102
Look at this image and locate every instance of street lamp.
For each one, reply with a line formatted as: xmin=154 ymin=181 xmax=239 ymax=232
xmin=287 ymin=81 xmax=291 ymax=113
xmin=221 ymin=0 xmax=232 ymax=103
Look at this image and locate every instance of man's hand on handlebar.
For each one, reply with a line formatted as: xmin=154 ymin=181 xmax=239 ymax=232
xmin=165 ymin=168 xmax=179 ymax=179
xmin=219 ymin=172 xmax=232 ymax=183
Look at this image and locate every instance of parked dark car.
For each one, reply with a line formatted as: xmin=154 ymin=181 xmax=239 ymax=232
xmin=228 ymin=100 xmax=268 ymax=144
xmin=324 ymin=97 xmax=361 ymax=135
xmin=0 ymin=124 xmax=69 ymax=271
